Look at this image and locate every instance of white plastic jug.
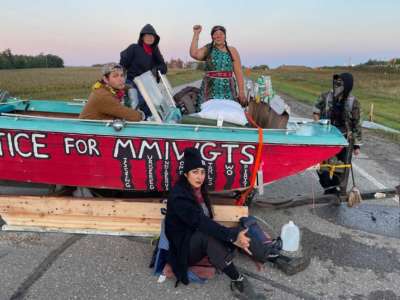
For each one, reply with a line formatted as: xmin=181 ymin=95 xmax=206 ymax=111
xmin=281 ymin=220 xmax=300 ymax=252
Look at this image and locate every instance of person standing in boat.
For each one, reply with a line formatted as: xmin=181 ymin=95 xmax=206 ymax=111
xmin=312 ymin=73 xmax=362 ymax=195
xmin=120 ymin=24 xmax=168 ymax=117
xmin=165 ymin=147 xmax=267 ymax=299
xmin=79 ymin=63 xmax=145 ymax=121
xmin=190 ymin=25 xmax=246 ymax=111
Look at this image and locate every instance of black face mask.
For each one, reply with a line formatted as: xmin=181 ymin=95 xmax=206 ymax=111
xmin=333 ymin=79 xmax=344 ymax=98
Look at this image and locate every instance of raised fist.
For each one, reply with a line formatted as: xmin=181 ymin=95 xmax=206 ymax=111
xmin=193 ymin=25 xmax=202 ymax=34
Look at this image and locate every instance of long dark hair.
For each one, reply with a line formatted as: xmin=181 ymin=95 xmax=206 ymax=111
xmin=205 ymin=41 xmax=234 ymax=63
xmin=205 ymin=25 xmax=234 ymax=63
xmin=177 ymin=173 xmax=214 ymax=219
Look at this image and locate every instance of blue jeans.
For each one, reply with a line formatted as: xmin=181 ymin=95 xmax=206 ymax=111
xmin=126 ymin=79 xmax=152 ymax=118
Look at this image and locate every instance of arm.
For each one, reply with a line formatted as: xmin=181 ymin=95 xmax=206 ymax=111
xmin=120 ymin=45 xmax=134 ymax=69
xmin=170 ymin=195 xmax=239 ymax=243
xmin=230 ymin=47 xmax=246 ymax=105
xmin=312 ymin=93 xmax=325 ymax=121
xmin=351 ymin=98 xmax=362 ymax=154
xmin=189 ymin=25 xmax=208 ymax=61
xmin=153 ymin=47 xmax=168 ymax=74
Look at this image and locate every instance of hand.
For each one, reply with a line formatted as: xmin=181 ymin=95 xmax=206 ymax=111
xmin=233 ymin=228 xmax=252 ymax=255
xmin=193 ymin=25 xmax=202 ymax=34
xmin=151 ymin=67 xmax=161 ymax=83
xmin=238 ymin=91 xmax=247 ymax=107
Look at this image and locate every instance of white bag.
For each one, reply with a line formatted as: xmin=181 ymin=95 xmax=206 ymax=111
xmin=198 ymin=99 xmax=247 ymax=126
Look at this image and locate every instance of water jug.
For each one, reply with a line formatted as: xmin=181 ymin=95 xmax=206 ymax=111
xmin=280 ymin=220 xmax=300 ymax=252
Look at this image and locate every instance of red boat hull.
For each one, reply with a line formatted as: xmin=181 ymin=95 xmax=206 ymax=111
xmin=0 ymin=129 xmax=342 ymax=192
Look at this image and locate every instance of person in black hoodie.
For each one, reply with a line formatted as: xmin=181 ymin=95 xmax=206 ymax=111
xmin=165 ymin=147 xmax=266 ymax=300
xmin=120 ymin=24 xmax=168 ymax=117
xmin=313 ymin=73 xmax=362 ymax=195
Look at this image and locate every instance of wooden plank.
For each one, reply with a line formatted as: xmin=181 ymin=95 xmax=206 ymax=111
xmin=2 ymin=213 xmax=238 ymax=230
xmin=0 ymin=196 xmax=164 ymax=219
xmin=0 ymin=195 xmax=248 ymax=236
xmin=2 ymin=225 xmax=157 ymax=237
xmin=0 ymin=195 xmax=248 ymax=222
xmin=2 ymin=214 xmax=161 ymax=233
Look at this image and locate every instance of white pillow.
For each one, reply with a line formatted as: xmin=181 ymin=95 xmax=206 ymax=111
xmin=198 ymin=99 xmax=247 ymax=126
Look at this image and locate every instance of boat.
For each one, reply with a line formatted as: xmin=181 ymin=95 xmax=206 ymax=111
xmin=0 ymin=73 xmax=348 ymax=194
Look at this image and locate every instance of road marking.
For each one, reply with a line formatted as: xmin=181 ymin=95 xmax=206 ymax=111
xmin=352 ymin=163 xmax=387 ymax=189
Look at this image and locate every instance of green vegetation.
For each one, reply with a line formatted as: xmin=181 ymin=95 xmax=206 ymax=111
xmin=166 ymin=69 xmax=203 ymax=86
xmin=0 ymin=67 xmax=203 ymax=100
xmin=250 ymin=67 xmax=400 ymax=131
xmin=0 ymin=49 xmax=64 ymax=69
xmin=0 ymin=66 xmax=397 ymax=132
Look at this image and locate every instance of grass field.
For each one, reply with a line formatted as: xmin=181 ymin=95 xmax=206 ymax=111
xmin=250 ymin=67 xmax=400 ymax=131
xmin=0 ymin=67 xmax=398 ymax=131
xmin=0 ymin=67 xmax=203 ymax=100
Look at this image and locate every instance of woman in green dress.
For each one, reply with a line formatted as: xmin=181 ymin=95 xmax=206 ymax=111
xmin=190 ymin=25 xmax=246 ymax=111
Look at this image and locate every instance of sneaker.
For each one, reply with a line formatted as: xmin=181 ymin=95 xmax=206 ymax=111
xmin=231 ymin=275 xmax=266 ymax=300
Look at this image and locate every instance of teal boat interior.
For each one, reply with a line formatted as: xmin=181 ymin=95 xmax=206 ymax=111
xmin=0 ymin=97 xmax=348 ymax=146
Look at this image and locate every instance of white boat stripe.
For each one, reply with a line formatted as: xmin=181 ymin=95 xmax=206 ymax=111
xmin=352 ymin=163 xmax=387 ymax=189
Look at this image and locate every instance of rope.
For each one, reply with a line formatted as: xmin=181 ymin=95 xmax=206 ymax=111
xmin=319 ymin=163 xmax=351 ymax=179
xmin=235 ymin=112 xmax=264 ymax=206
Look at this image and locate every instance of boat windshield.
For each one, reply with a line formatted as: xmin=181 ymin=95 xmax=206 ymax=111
xmin=134 ymin=71 xmax=181 ymax=123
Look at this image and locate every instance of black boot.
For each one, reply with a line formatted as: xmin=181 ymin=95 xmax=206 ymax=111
xmin=231 ymin=275 xmax=266 ymax=300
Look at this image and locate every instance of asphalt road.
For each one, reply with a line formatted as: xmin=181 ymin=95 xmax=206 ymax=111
xmin=1 ymin=84 xmax=399 ymax=300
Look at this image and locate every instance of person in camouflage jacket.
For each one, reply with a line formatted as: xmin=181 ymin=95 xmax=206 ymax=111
xmin=312 ymin=72 xmax=362 ymax=195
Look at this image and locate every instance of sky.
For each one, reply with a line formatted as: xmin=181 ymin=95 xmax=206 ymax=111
xmin=1 ymin=0 xmax=399 ymax=67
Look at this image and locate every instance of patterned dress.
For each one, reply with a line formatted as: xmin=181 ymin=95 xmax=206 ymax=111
xmin=196 ymin=47 xmax=237 ymax=111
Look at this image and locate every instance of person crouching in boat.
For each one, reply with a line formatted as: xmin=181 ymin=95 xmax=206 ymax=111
xmin=79 ymin=63 xmax=145 ymax=121
xmin=120 ymin=24 xmax=168 ymax=118
xmin=190 ymin=25 xmax=246 ymax=111
xmin=165 ymin=147 xmax=266 ymax=299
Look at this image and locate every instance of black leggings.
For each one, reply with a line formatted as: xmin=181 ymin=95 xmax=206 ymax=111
xmin=188 ymin=231 xmax=235 ymax=271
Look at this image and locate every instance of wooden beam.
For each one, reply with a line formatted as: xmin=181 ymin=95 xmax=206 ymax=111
xmin=0 ymin=195 xmax=248 ymax=236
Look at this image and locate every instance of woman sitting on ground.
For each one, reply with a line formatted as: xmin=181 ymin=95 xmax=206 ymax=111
xmin=165 ymin=147 xmax=265 ymax=300
xmin=189 ymin=25 xmax=246 ymax=111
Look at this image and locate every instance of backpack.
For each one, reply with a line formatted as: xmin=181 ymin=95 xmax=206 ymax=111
xmin=173 ymin=86 xmax=200 ymax=114
xmin=240 ymin=216 xmax=310 ymax=275
xmin=239 ymin=216 xmax=282 ymax=263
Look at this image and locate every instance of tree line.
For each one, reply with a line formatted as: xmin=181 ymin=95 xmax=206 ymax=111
xmin=0 ymin=49 xmax=64 ymax=69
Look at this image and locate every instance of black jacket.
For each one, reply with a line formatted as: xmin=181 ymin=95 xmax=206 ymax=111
xmin=165 ymin=178 xmax=240 ymax=285
xmin=120 ymin=24 xmax=167 ymax=81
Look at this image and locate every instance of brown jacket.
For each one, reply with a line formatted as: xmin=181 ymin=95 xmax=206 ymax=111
xmin=79 ymin=87 xmax=143 ymax=121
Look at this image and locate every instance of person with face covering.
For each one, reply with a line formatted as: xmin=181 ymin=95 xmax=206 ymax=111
xmin=165 ymin=147 xmax=266 ymax=300
xmin=120 ymin=24 xmax=168 ymax=117
xmin=79 ymin=63 xmax=144 ymax=121
xmin=312 ymin=73 xmax=362 ymax=195
xmin=190 ymin=25 xmax=246 ymax=111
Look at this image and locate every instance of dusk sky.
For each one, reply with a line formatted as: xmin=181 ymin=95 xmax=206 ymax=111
xmin=1 ymin=0 xmax=399 ymax=67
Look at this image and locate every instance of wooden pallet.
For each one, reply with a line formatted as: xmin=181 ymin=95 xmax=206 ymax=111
xmin=0 ymin=195 xmax=248 ymax=236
